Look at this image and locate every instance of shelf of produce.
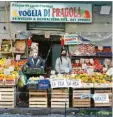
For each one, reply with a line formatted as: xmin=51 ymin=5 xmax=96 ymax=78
xmin=94 ymin=88 xmax=112 ymax=107
xmin=51 ymin=89 xmax=69 ymax=108
xmin=29 ymin=90 xmax=48 ymax=108
xmin=72 ymin=89 xmax=91 ymax=108
xmin=0 ymin=86 xmax=16 ymax=108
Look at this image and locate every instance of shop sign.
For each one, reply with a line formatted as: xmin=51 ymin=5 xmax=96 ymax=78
xmin=93 ymin=94 xmax=109 ymax=103
xmin=10 ymin=2 xmax=92 ymax=23
xmin=64 ymin=34 xmax=81 ymax=45
xmin=81 ymin=94 xmax=109 ymax=103
xmin=16 ymin=55 xmax=21 ymax=61
xmin=50 ymin=79 xmax=81 ymax=88
xmin=38 ymin=79 xmax=50 ymax=89
xmin=45 ymin=32 xmax=50 ymax=38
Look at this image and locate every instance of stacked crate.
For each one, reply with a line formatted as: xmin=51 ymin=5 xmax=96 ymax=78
xmin=51 ymin=89 xmax=69 ymax=108
xmin=72 ymin=89 xmax=91 ymax=108
xmin=0 ymin=86 xmax=16 ymax=108
xmin=29 ymin=90 xmax=48 ymax=108
xmin=94 ymin=88 xmax=112 ymax=107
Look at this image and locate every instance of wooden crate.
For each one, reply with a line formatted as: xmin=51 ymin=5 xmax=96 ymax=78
xmin=0 ymin=86 xmax=16 ymax=108
xmin=29 ymin=90 xmax=48 ymax=108
xmin=5 ymin=79 xmax=16 ymax=86
xmin=94 ymin=89 xmax=112 ymax=107
xmin=14 ymin=40 xmax=26 ymax=53
xmin=0 ymin=79 xmax=5 ymax=86
xmin=72 ymin=89 xmax=91 ymax=108
xmin=94 ymin=83 xmax=112 ymax=88
xmin=51 ymin=89 xmax=69 ymax=108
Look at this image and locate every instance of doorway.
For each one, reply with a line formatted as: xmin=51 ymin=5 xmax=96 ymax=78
xmin=31 ymin=34 xmax=61 ymax=72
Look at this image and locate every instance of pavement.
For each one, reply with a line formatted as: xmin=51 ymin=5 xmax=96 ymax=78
xmin=0 ymin=108 xmax=111 ymax=115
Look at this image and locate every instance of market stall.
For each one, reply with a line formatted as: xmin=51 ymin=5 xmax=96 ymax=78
xmin=0 ymin=33 xmax=112 ymax=109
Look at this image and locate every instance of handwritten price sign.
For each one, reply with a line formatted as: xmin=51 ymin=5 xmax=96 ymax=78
xmin=93 ymin=94 xmax=109 ymax=103
xmin=50 ymin=79 xmax=81 ymax=88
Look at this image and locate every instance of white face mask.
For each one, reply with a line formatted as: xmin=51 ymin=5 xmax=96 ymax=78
xmin=33 ymin=52 xmax=38 ymax=59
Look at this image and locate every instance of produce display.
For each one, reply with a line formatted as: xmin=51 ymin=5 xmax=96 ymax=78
xmin=78 ymin=43 xmax=96 ymax=56
xmin=70 ymin=45 xmax=112 ymax=57
xmin=1 ymin=40 xmax=12 ymax=53
xmin=70 ymin=43 xmax=96 ymax=56
xmin=71 ymin=73 xmax=112 ymax=83
xmin=0 ymin=58 xmax=27 ymax=85
xmin=95 ymin=46 xmax=112 ymax=56
xmin=50 ymin=73 xmax=112 ymax=84
xmin=72 ymin=58 xmax=111 ymax=74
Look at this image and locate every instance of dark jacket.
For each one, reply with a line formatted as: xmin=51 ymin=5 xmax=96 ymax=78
xmin=26 ymin=56 xmax=45 ymax=68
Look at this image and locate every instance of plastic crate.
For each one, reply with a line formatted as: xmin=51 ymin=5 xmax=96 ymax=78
xmin=27 ymin=83 xmax=37 ymax=90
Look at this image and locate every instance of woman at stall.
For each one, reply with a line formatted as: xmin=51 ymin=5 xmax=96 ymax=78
xmin=55 ymin=49 xmax=72 ymax=74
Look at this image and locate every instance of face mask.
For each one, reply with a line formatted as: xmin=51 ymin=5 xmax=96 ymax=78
xmin=33 ymin=52 xmax=38 ymax=59
xmin=62 ymin=54 xmax=66 ymax=56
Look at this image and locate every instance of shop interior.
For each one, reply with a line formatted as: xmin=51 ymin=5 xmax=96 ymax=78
xmin=31 ymin=34 xmax=61 ymax=72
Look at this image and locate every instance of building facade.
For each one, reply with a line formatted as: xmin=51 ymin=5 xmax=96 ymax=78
xmin=0 ymin=1 xmax=112 ymax=45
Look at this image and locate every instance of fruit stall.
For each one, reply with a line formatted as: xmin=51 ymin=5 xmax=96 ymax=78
xmin=0 ymin=34 xmax=112 ymax=109
xmin=0 ymin=58 xmax=27 ymax=108
xmin=26 ymin=72 xmax=112 ymax=108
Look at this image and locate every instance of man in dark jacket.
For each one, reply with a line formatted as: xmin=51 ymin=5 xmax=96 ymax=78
xmin=25 ymin=50 xmax=45 ymax=69
xmin=18 ymin=50 xmax=45 ymax=105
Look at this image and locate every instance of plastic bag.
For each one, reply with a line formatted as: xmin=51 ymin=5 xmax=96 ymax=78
xmin=17 ymin=71 xmax=27 ymax=88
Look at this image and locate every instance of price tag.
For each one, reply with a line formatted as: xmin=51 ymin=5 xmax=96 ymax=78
xmin=87 ymin=68 xmax=94 ymax=75
xmin=16 ymin=55 xmax=20 ymax=61
xmin=6 ymin=58 xmax=11 ymax=65
xmin=9 ymin=66 xmax=14 ymax=72
xmin=98 ymin=45 xmax=103 ymax=51
xmin=106 ymin=68 xmax=113 ymax=76
xmin=82 ymin=63 xmax=87 ymax=69
xmin=80 ymin=58 xmax=84 ymax=64
xmin=45 ymin=32 xmax=50 ymax=38
xmin=93 ymin=94 xmax=109 ymax=103
xmin=90 ymin=59 xmax=94 ymax=64
xmin=4 ymin=69 xmax=10 ymax=75
xmin=51 ymin=70 xmax=55 ymax=75
xmin=76 ymin=60 xmax=79 ymax=64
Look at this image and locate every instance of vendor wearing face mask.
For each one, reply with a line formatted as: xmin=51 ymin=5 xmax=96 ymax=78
xmin=25 ymin=50 xmax=45 ymax=69
xmin=55 ymin=49 xmax=72 ymax=74
xmin=19 ymin=50 xmax=45 ymax=105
